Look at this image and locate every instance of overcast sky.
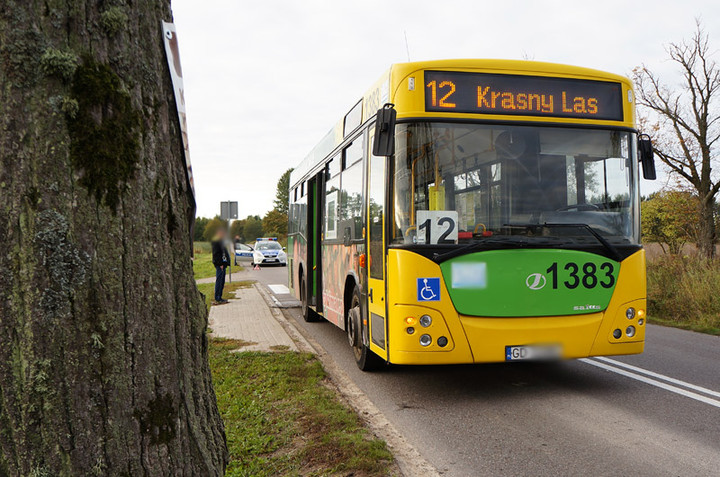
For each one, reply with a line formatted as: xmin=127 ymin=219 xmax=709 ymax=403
xmin=171 ymin=0 xmax=720 ymax=219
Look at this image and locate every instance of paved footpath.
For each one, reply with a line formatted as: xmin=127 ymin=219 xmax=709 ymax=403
xmin=207 ymin=281 xmax=307 ymax=352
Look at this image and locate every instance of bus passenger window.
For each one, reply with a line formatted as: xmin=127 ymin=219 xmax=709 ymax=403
xmin=343 ymin=141 xmax=363 ymax=170
xmin=340 ymin=161 xmax=363 ymax=241
xmin=325 ymin=175 xmax=340 ymax=240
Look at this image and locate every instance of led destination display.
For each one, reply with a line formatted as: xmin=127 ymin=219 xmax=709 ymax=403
xmin=424 ymin=71 xmax=624 ymax=121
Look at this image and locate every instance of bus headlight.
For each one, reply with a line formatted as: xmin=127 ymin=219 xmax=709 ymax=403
xmin=626 ymin=307 xmax=636 ymax=319
xmin=419 ymin=334 xmax=432 ymax=347
xmin=626 ymin=326 xmax=636 ymax=338
xmin=419 ymin=315 xmax=432 ymax=327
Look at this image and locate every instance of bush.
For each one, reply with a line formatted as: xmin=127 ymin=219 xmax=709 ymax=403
xmin=641 ymin=190 xmax=701 ymax=254
xmin=647 ymin=255 xmax=720 ymax=334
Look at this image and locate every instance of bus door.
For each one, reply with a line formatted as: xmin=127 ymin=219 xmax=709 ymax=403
xmin=307 ymin=173 xmax=323 ymax=311
xmin=366 ymin=132 xmax=388 ymax=360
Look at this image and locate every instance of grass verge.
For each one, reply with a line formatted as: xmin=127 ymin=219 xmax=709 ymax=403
xmin=209 ymin=338 xmax=396 ymax=476
xmin=647 ymin=255 xmax=720 ymax=335
xmin=197 ymin=281 xmax=254 ymax=311
xmin=193 ymin=252 xmax=217 ymax=280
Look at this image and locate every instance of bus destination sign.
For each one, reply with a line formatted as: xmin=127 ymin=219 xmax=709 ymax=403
xmin=424 ymin=71 xmax=624 ymax=121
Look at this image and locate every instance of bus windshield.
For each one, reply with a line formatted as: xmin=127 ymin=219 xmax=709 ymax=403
xmin=391 ymin=122 xmax=639 ymax=250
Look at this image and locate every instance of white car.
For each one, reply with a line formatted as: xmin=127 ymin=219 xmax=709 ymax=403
xmin=234 ymin=243 xmax=254 ymax=265
xmin=253 ymin=240 xmax=287 ymax=266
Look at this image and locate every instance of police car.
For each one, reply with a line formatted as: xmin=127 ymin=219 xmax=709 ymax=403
xmin=234 ymin=242 xmax=254 ymax=265
xmin=252 ymin=237 xmax=287 ymax=266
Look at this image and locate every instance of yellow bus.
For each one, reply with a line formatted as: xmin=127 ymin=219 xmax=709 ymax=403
xmin=288 ymin=59 xmax=657 ymax=370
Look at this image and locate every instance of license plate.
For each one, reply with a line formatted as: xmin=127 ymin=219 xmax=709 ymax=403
xmin=266 ymin=258 xmax=278 ymax=262
xmin=505 ymin=345 xmax=562 ymax=361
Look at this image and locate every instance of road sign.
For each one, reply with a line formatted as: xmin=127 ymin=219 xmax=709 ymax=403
xmin=220 ymin=201 xmax=238 ymax=220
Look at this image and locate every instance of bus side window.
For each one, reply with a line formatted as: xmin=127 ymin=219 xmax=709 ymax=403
xmin=326 ymin=176 xmax=340 ymax=240
xmin=340 ymin=158 xmax=363 ymax=242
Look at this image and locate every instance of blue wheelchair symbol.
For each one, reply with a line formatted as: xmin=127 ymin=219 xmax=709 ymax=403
xmin=417 ymin=278 xmax=441 ymax=302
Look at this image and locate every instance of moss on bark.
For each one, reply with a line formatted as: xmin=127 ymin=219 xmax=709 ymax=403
xmin=66 ymin=56 xmax=140 ymax=210
xmin=0 ymin=1 xmax=227 ymax=474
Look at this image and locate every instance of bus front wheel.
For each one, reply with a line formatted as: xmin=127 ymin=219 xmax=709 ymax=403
xmin=347 ymin=287 xmax=383 ymax=371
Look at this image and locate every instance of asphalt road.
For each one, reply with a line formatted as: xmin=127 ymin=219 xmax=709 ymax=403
xmin=249 ymin=265 xmax=720 ymax=477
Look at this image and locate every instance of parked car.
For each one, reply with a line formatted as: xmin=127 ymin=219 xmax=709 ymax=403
xmin=234 ymin=243 xmax=254 ymax=265
xmin=253 ymin=238 xmax=287 ymax=266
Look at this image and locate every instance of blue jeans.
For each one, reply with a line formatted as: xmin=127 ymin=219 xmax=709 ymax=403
xmin=215 ymin=265 xmax=226 ymax=301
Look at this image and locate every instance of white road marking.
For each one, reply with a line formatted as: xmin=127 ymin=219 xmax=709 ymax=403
xmin=268 ymin=284 xmax=290 ymax=295
xmin=593 ymin=356 xmax=720 ymax=399
xmin=580 ymin=358 xmax=720 ymax=409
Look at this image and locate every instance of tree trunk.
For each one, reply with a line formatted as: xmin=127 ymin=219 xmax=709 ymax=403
xmin=698 ymin=198 xmax=717 ymax=259
xmin=0 ymin=1 xmax=227 ymax=475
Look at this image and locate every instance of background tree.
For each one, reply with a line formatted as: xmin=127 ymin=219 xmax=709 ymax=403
xmin=0 ymin=2 xmax=226 ymax=474
xmin=230 ymin=218 xmax=245 ymax=242
xmin=243 ymin=215 xmax=264 ymax=240
xmin=273 ymin=168 xmax=293 ymax=216
xmin=633 ymin=22 xmax=720 ymax=259
xmin=202 ymin=216 xmax=229 ymax=242
xmin=641 ymin=190 xmax=702 ymax=254
xmin=263 ymin=209 xmax=288 ymax=238
xmin=194 ymin=216 xmax=211 ymax=241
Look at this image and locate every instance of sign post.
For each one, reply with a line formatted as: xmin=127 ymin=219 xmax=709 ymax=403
xmin=220 ymin=201 xmax=238 ymax=283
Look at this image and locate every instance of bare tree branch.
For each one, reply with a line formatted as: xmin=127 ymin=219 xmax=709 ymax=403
xmin=633 ymin=20 xmax=720 ymax=258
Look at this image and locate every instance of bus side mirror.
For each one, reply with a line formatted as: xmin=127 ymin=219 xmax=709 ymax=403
xmin=372 ymin=103 xmax=396 ymax=157
xmin=639 ymin=135 xmax=657 ymax=180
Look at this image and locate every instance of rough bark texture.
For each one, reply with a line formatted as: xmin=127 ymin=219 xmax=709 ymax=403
xmin=0 ymin=1 xmax=227 ymax=475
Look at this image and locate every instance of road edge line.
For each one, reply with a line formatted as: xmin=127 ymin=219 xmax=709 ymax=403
xmin=593 ymin=356 xmax=720 ymax=399
xmin=580 ymin=358 xmax=720 ymax=408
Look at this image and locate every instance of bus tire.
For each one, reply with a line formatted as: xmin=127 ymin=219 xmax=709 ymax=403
xmin=300 ymin=276 xmax=319 ymax=322
xmin=347 ymin=286 xmax=384 ymax=371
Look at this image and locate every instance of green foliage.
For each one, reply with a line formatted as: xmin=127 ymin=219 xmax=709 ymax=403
xmin=647 ymin=255 xmax=720 ymax=335
xmin=229 ymin=219 xmax=244 ymax=242
xmin=100 ymin=7 xmax=128 ymax=36
xmin=262 ymin=208 xmax=287 ymax=238
xmin=273 ymin=168 xmax=294 ymax=216
xmin=39 ymin=48 xmax=77 ymax=81
xmin=208 ymin=340 xmax=395 ymax=476
xmin=66 ymin=55 xmax=140 ymax=210
xmin=202 ymin=216 xmax=228 ymax=242
xmin=641 ymin=190 xmax=701 ymax=254
xmin=243 ymin=215 xmax=264 ymax=241
xmin=194 ymin=216 xmax=210 ymax=242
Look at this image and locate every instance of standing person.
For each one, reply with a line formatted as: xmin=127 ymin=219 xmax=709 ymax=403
xmin=211 ymin=227 xmax=231 ymax=305
xmin=233 ymin=235 xmax=242 ymax=266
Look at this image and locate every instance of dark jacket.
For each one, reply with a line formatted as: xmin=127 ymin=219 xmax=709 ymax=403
xmin=211 ymin=239 xmax=230 ymax=267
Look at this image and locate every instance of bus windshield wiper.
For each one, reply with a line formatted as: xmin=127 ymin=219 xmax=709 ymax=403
xmin=506 ymin=223 xmax=622 ymax=262
xmin=431 ymin=235 xmax=569 ymax=263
